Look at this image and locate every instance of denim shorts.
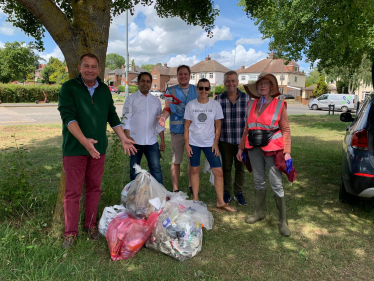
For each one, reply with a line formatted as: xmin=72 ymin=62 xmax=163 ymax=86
xmin=189 ymin=145 xmax=222 ymax=168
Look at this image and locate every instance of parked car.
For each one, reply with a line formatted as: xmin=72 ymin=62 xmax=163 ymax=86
xmin=279 ymin=94 xmax=295 ymax=100
xmin=149 ymin=90 xmax=163 ymax=97
xmin=308 ymin=94 xmax=357 ymax=112
xmin=339 ymin=94 xmax=374 ymax=204
xmin=109 ymin=86 xmax=118 ymax=93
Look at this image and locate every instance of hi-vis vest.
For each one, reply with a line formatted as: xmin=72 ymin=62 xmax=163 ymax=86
xmin=245 ymin=98 xmax=285 ymax=151
xmin=167 ymin=85 xmax=197 ymax=134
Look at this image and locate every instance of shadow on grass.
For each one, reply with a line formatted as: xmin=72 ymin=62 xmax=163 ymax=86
xmin=1 ymin=120 xmax=374 ymax=280
xmin=289 ymin=114 xmax=348 ymax=134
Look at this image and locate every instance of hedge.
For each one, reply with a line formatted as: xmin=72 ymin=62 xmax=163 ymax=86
xmin=0 ymin=84 xmax=61 ymax=103
xmin=117 ymin=85 xmax=138 ymax=93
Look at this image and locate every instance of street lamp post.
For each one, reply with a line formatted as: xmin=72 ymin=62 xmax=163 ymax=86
xmin=125 ymin=9 xmax=129 ymax=98
xmin=234 ymin=44 xmax=236 ymax=70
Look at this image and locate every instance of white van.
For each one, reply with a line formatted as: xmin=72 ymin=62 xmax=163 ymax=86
xmin=308 ymin=94 xmax=358 ymax=112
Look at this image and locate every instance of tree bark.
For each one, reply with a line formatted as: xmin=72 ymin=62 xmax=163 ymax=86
xmin=15 ymin=0 xmax=112 ymax=232
xmin=15 ymin=0 xmax=111 ymax=78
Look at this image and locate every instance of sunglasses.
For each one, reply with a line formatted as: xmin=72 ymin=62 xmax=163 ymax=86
xmin=198 ymin=87 xmax=210 ymax=91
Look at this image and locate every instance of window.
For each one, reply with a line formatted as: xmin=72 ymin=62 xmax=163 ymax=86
xmin=209 ymin=73 xmax=213 ymax=78
xmin=152 ymin=75 xmax=157 ymax=79
xmin=249 ymin=75 xmax=257 ymax=80
xmin=241 ymin=76 xmax=246 ymax=81
xmin=317 ymin=95 xmax=328 ymax=100
xmin=294 ymin=77 xmax=297 ymax=82
xmin=153 ymin=84 xmax=158 ymax=88
xmin=279 ymin=75 xmax=285 ymax=81
xmin=200 ymin=73 xmax=206 ymax=78
xmin=294 ymin=67 xmax=298 ymax=72
xmin=191 ymin=74 xmax=195 ymax=79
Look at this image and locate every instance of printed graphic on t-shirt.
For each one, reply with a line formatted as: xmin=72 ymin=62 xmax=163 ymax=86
xmin=197 ymin=113 xmax=207 ymax=122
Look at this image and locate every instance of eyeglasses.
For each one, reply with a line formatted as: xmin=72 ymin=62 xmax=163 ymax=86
xmin=198 ymin=87 xmax=210 ymax=91
xmin=258 ymin=81 xmax=271 ymax=86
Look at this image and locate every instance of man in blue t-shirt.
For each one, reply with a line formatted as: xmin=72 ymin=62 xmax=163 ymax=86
xmin=157 ymin=65 xmax=197 ymax=193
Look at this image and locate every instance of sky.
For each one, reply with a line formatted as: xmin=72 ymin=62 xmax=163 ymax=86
xmin=0 ymin=1 xmax=310 ymax=73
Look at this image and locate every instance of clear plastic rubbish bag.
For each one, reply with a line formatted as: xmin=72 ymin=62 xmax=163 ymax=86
xmin=125 ymin=164 xmax=173 ymax=219
xmin=106 ymin=211 xmax=159 ymax=261
xmin=98 ymin=205 xmax=126 ymax=236
xmin=145 ymin=193 xmax=214 ymax=261
xmin=121 ymin=181 xmax=133 ymax=206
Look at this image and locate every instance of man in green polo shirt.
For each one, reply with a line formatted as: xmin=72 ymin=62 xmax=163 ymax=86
xmin=58 ymin=53 xmax=136 ymax=249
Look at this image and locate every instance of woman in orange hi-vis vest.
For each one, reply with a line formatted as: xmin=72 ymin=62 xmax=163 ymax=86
xmin=236 ymin=73 xmax=296 ymax=237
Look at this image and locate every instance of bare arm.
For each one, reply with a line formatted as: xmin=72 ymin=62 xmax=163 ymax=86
xmin=112 ymin=126 xmax=137 ymax=156
xmin=157 ymin=108 xmax=171 ymax=127
xmin=212 ymin=119 xmax=221 ymax=156
xmin=184 ymin=119 xmax=193 ymax=157
xmin=159 ymin=131 xmax=165 ymax=151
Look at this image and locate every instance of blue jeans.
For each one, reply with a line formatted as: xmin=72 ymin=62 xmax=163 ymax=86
xmin=189 ymin=145 xmax=222 ymax=168
xmin=130 ymin=142 xmax=163 ymax=185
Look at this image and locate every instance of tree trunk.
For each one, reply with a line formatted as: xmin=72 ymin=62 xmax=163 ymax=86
xmin=15 ymin=0 xmax=111 ymax=233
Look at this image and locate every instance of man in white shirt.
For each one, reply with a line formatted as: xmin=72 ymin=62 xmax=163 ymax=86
xmin=122 ymin=72 xmax=165 ymax=184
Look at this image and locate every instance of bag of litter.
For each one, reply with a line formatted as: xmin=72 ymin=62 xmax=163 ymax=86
xmin=145 ymin=193 xmax=214 ymax=261
xmin=98 ymin=205 xmax=126 ymax=236
xmin=121 ymin=181 xmax=133 ymax=206
xmin=125 ymin=164 xmax=173 ymax=219
xmin=106 ymin=211 xmax=159 ymax=261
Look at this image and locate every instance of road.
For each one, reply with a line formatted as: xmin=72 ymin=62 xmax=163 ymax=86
xmin=0 ymin=101 xmax=340 ymax=126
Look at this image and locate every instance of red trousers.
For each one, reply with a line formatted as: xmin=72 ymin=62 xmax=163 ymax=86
xmin=63 ymin=155 xmax=106 ymax=236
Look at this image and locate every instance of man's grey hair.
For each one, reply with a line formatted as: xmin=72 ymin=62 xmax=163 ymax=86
xmin=224 ymin=71 xmax=238 ymax=82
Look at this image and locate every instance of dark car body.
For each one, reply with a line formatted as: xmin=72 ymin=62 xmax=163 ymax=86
xmin=339 ymin=94 xmax=374 ymax=204
xmin=280 ymin=94 xmax=295 ymax=100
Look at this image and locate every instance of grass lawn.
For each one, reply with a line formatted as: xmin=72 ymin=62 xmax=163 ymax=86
xmin=1 ymin=115 xmax=374 ymax=280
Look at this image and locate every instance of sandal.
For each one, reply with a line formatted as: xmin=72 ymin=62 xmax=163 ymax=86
xmin=173 ymin=190 xmax=180 ymax=193
xmin=216 ymin=204 xmax=237 ymax=212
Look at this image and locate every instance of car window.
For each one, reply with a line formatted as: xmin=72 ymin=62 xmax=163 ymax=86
xmin=351 ymin=97 xmax=371 ymax=131
xmin=318 ymin=95 xmax=328 ymax=100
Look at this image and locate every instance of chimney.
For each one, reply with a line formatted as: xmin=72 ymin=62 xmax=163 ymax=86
xmin=133 ymin=64 xmax=136 ymax=72
xmin=164 ymin=62 xmax=167 ymax=67
xmin=241 ymin=65 xmax=245 ymax=70
xmin=269 ymin=52 xmax=275 ymax=60
xmin=121 ymin=65 xmax=124 ymax=69
xmin=205 ymin=55 xmax=211 ymax=61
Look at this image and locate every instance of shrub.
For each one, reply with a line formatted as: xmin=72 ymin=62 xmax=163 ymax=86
xmin=214 ymin=85 xmax=226 ymax=95
xmin=0 ymin=84 xmax=60 ymax=103
xmin=117 ymin=85 xmax=138 ymax=93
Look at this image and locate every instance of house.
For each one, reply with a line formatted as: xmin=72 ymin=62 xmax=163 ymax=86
xmin=150 ymin=63 xmax=177 ymax=92
xmin=190 ymin=56 xmax=231 ymax=90
xmin=34 ymin=64 xmax=46 ymax=81
xmin=236 ymin=52 xmax=306 ymax=98
xmin=105 ymin=64 xmax=146 ymax=87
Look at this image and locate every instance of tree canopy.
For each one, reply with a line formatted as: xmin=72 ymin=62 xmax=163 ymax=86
xmin=0 ymin=41 xmax=36 ymax=83
xmin=141 ymin=63 xmax=161 ymax=72
xmin=239 ymin=0 xmax=374 ymax=73
xmin=0 ymin=0 xmax=219 ymax=79
xmin=313 ymin=75 xmax=328 ymax=98
xmin=105 ymin=53 xmax=126 ymax=70
xmin=305 ymin=68 xmax=321 ymax=87
xmin=41 ymin=57 xmax=68 ymax=84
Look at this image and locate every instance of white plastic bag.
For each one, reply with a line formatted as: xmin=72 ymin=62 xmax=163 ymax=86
xmin=99 ymin=205 xmax=126 ymax=236
xmin=121 ymin=181 xmax=133 ymax=205
xmin=203 ymin=153 xmax=222 ymax=186
xmin=145 ymin=193 xmax=214 ymax=261
xmin=125 ymin=164 xmax=173 ymax=219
